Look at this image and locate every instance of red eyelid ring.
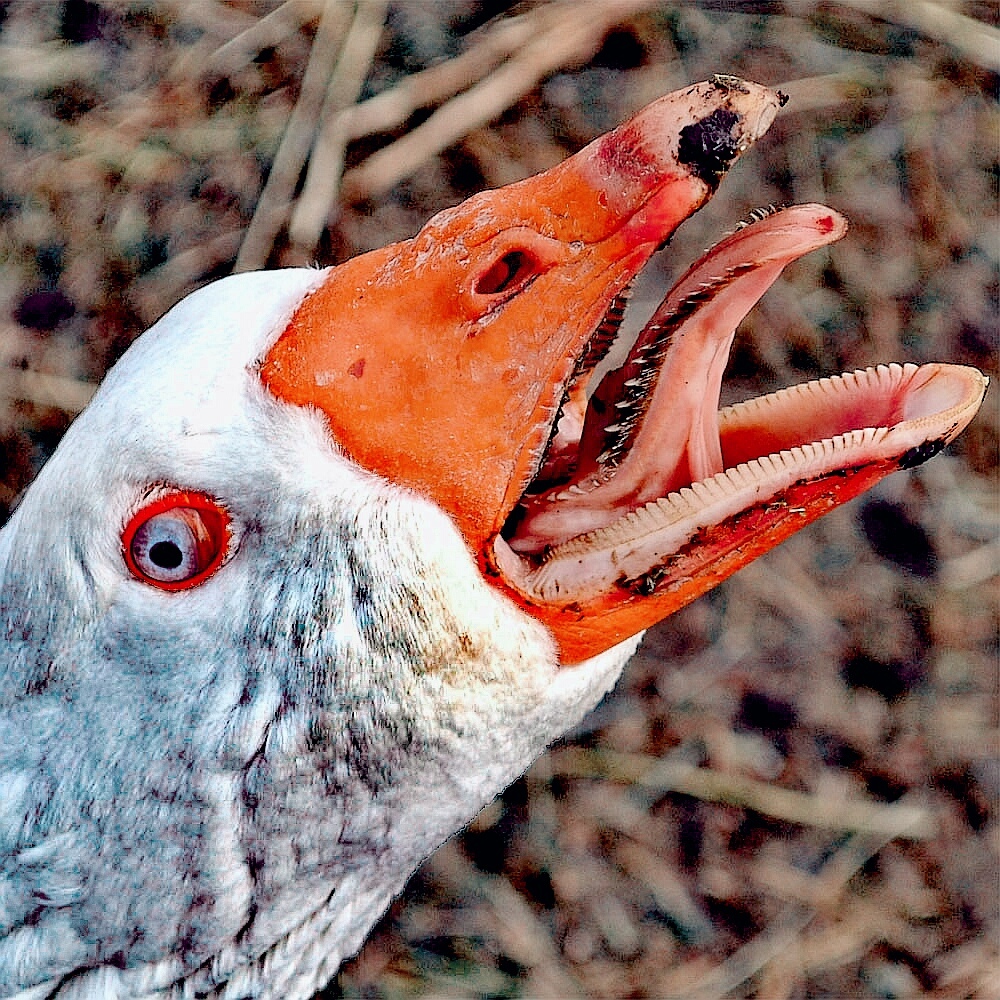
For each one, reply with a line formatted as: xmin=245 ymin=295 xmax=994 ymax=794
xmin=122 ymin=490 xmax=231 ymax=591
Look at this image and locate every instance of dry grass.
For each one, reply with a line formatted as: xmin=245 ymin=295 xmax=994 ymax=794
xmin=0 ymin=2 xmax=996 ymax=997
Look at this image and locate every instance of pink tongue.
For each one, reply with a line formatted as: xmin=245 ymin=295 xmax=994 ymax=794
xmin=509 ymin=204 xmax=848 ymax=554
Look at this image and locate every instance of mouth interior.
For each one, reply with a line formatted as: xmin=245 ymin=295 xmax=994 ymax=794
xmin=501 ymin=203 xmax=931 ymax=557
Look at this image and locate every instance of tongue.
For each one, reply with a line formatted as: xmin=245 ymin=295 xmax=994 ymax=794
xmin=510 ymin=204 xmax=848 ymax=554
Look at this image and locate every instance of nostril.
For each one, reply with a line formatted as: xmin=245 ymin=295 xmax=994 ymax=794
xmin=475 ymin=251 xmax=535 ymax=296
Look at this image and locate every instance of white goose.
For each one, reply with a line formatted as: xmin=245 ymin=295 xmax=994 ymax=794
xmin=0 ymin=78 xmax=985 ymax=999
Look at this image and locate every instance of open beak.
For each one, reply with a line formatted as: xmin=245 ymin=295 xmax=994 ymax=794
xmin=260 ymin=77 xmax=987 ymax=664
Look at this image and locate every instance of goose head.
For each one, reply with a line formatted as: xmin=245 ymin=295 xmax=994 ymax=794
xmin=0 ymin=77 xmax=985 ymax=998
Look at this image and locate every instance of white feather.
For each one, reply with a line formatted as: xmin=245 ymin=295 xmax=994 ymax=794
xmin=0 ymin=270 xmax=639 ymax=998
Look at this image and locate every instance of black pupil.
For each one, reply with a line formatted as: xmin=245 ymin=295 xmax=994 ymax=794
xmin=149 ymin=539 xmax=184 ymax=569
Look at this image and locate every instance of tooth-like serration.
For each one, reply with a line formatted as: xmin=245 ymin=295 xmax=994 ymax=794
xmin=543 ymin=421 xmax=896 ymax=565
xmin=720 ymin=363 xmax=917 ymax=429
xmin=521 ymin=361 xmax=987 ymax=607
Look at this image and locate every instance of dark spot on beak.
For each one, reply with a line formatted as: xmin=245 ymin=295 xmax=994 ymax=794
xmin=677 ymin=108 xmax=741 ymax=187
xmin=348 ymin=358 xmax=366 ymax=378
xmin=898 ymin=438 xmax=946 ymax=469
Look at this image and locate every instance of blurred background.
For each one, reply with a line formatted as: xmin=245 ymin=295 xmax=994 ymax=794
xmin=0 ymin=1 xmax=996 ymax=996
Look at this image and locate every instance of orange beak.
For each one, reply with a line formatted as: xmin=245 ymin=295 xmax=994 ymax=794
xmin=261 ymin=77 xmax=986 ymax=664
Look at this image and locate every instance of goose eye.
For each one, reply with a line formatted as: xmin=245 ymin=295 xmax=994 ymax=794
xmin=123 ymin=492 xmax=230 ymax=590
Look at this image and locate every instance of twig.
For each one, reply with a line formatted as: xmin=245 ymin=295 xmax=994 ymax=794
xmin=0 ymin=366 xmax=97 ymax=414
xmin=775 ymin=68 xmax=884 ymax=113
xmin=207 ymin=0 xmax=327 ymax=77
xmin=941 ymin=537 xmax=1000 ymax=591
xmin=479 ymin=875 xmax=587 ymax=998
xmin=0 ymin=41 xmax=105 ymax=90
xmin=287 ymin=0 xmax=388 ymax=260
xmin=337 ymin=12 xmax=540 ymax=143
xmin=838 ymin=0 xmax=1000 ymax=72
xmin=674 ymin=831 xmax=910 ymax=999
xmin=234 ymin=0 xmax=353 ymax=273
xmin=159 ymin=0 xmax=257 ymax=40
xmin=340 ymin=0 xmax=659 ymax=201
xmin=428 ymin=843 xmax=587 ymax=999
xmin=286 ymin=6 xmax=541 ymax=257
xmin=284 ymin=7 xmax=549 ymax=257
xmin=616 ymin=839 xmax=715 ymax=945
xmin=133 ymin=232 xmax=245 ymax=323
xmin=555 ymin=748 xmax=938 ymax=839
